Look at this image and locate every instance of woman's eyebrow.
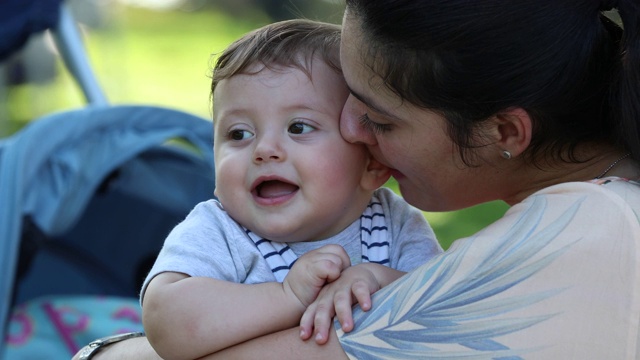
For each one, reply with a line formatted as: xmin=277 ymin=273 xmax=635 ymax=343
xmin=348 ymin=86 xmax=396 ymax=118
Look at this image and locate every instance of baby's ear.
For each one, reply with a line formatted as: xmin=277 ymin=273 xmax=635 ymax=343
xmin=361 ymin=156 xmax=391 ymax=191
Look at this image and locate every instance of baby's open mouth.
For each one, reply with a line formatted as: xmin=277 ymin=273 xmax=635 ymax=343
xmin=256 ymin=180 xmax=299 ymax=198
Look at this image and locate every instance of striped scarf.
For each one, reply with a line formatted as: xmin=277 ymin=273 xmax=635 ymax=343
xmin=245 ymin=195 xmax=390 ymax=282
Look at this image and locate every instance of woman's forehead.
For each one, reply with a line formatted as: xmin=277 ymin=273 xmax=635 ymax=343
xmin=340 ymin=18 xmax=373 ymax=100
xmin=340 ymin=26 xmax=409 ymax=120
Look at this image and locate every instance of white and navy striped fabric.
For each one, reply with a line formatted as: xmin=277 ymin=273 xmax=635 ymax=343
xmin=245 ymin=194 xmax=390 ymax=282
xmin=246 ymin=234 xmax=298 ymax=282
xmin=359 ymin=197 xmax=390 ymax=266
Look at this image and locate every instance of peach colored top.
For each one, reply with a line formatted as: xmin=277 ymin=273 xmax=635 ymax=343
xmin=337 ymin=177 xmax=640 ymax=360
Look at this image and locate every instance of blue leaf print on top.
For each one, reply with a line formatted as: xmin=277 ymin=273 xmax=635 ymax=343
xmin=337 ymin=195 xmax=584 ymax=360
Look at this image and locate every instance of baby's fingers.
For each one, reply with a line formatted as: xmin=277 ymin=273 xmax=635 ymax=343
xmin=352 ymin=280 xmax=373 ymax=312
xmin=333 ymin=287 xmax=356 ymax=333
xmin=299 ymin=303 xmax=317 ymax=340
xmin=335 ymin=280 xmax=373 ymax=333
xmin=310 ymin=296 xmax=337 ymax=345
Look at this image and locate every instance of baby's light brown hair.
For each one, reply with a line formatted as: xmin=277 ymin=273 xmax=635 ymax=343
xmin=210 ymin=19 xmax=342 ymax=98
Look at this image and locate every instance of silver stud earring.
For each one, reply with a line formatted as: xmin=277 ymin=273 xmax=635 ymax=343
xmin=501 ymin=150 xmax=512 ymax=159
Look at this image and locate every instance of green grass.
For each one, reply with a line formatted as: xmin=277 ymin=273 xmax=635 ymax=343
xmin=86 ymin=6 xmax=271 ymax=117
xmin=423 ymin=202 xmax=509 ymax=249
xmin=3 ymin=5 xmax=509 ymax=250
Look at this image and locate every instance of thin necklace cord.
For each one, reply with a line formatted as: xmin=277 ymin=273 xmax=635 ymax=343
xmin=595 ymin=152 xmax=632 ymax=179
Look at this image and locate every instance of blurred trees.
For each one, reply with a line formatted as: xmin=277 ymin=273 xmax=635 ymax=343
xmin=186 ymin=0 xmax=344 ymax=23
xmin=0 ymin=0 xmax=345 ymax=136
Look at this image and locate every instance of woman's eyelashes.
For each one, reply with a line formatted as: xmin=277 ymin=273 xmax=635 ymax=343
xmin=359 ymin=113 xmax=391 ymax=134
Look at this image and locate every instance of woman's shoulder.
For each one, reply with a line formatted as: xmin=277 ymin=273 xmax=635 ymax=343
xmin=522 ymin=177 xmax=640 ymax=219
xmin=338 ymin=179 xmax=640 ymax=359
xmin=469 ymin=178 xmax=640 ymax=274
xmin=589 ymin=176 xmax=640 ymax=203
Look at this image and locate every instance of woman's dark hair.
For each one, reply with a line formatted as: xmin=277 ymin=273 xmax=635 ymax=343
xmin=211 ymin=19 xmax=341 ymax=95
xmin=345 ymin=0 xmax=640 ymax=165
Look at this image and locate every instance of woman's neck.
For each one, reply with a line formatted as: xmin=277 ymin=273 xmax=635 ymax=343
xmin=501 ymin=146 xmax=638 ymax=205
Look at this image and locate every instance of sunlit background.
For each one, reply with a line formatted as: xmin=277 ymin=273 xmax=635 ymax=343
xmin=0 ymin=0 xmax=508 ymax=249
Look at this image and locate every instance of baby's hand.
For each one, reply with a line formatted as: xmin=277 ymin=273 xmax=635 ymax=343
xmin=299 ymin=263 xmax=407 ymax=344
xmin=298 ymin=263 xmax=382 ymax=344
xmin=283 ymin=244 xmax=351 ymax=309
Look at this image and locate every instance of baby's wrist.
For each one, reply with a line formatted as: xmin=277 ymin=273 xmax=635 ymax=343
xmin=280 ymin=281 xmax=308 ymax=314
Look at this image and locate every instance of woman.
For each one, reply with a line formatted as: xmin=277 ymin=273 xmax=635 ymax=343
xmin=76 ymin=0 xmax=640 ymax=359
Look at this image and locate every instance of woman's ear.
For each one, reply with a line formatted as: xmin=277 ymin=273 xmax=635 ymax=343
xmin=489 ymin=107 xmax=532 ymax=158
xmin=360 ymin=156 xmax=391 ymax=191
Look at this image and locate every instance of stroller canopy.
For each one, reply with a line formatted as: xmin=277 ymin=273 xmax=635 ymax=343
xmin=0 ymin=105 xmax=215 ymax=352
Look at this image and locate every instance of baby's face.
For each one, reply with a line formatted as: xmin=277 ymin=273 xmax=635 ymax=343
xmin=213 ymin=60 xmax=371 ymax=242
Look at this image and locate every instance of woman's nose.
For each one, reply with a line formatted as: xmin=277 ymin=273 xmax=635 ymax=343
xmin=253 ymin=133 xmax=285 ymax=163
xmin=340 ymin=95 xmax=377 ymax=146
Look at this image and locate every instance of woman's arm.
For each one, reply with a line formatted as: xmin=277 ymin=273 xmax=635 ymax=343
xmin=91 ymin=336 xmax=161 ymax=360
xmin=72 ymin=326 xmax=349 ymax=360
xmin=200 ymin=326 xmax=350 ymax=360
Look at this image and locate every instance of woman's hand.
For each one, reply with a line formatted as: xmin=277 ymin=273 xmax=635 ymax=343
xmin=283 ymin=244 xmax=351 ymax=308
xmin=299 ymin=263 xmax=406 ymax=344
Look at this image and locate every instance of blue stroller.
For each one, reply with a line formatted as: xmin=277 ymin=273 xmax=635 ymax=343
xmin=0 ymin=1 xmax=216 ymax=358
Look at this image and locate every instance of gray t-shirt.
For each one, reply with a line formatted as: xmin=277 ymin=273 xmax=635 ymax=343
xmin=141 ymin=187 xmax=442 ymax=301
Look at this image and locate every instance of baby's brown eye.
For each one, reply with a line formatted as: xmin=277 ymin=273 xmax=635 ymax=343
xmin=229 ymin=129 xmax=252 ymax=140
xmin=288 ymin=122 xmax=314 ymax=134
xmin=289 ymin=123 xmax=304 ymax=134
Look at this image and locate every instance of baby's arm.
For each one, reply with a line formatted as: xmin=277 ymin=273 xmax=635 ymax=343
xmin=142 ymin=272 xmax=306 ymax=360
xmin=299 ymin=263 xmax=406 ymax=344
xmin=142 ymin=245 xmax=351 ymax=360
